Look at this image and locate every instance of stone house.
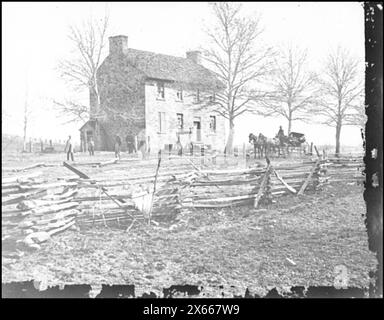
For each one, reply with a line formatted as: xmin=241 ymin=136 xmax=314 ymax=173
xmin=80 ymin=35 xmax=226 ymax=154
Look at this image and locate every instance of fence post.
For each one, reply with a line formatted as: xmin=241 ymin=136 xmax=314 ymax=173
xmin=254 ymin=159 xmax=271 ymax=209
xmin=298 ymin=148 xmax=321 ymax=195
xmin=317 ymin=160 xmax=328 ymax=190
xmin=312 ymin=161 xmax=321 ymax=190
xmin=264 ymin=167 xmax=272 ymax=204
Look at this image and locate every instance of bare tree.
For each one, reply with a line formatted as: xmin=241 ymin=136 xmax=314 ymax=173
xmin=57 ymin=12 xmax=109 ymax=121
xmin=312 ymin=47 xmax=364 ymax=155
xmin=344 ymin=94 xmax=366 ymax=129
xmin=257 ymin=46 xmax=318 ymax=134
xmin=53 ymin=100 xmax=89 ymax=124
xmin=202 ymin=2 xmax=274 ymax=153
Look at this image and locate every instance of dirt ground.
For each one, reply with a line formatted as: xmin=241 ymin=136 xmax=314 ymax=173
xmin=2 ymin=165 xmax=377 ymax=298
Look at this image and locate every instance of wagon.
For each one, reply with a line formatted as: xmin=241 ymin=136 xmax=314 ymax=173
xmin=288 ymin=132 xmax=306 ymax=147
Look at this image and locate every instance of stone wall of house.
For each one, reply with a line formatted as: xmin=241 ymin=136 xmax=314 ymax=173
xmin=144 ymin=80 xmax=226 ymax=153
xmin=96 ymin=54 xmax=226 ymax=153
xmin=97 ymin=55 xmax=146 ymax=151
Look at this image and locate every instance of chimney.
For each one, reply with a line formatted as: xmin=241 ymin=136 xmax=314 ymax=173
xmin=186 ymin=50 xmax=202 ymax=64
xmin=109 ymin=35 xmax=128 ymax=55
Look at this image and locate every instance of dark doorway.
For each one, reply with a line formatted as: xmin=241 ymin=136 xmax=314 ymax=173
xmin=193 ymin=121 xmax=201 ymax=141
xmin=86 ymin=130 xmax=94 ymax=151
xmin=126 ymin=135 xmax=136 ymax=154
xmin=86 ymin=130 xmax=94 ymax=142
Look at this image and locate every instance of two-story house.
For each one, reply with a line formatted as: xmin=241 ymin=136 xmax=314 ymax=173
xmin=79 ymin=35 xmax=226 ymax=153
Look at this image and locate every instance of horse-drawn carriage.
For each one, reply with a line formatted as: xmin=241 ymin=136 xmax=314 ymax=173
xmin=288 ymin=132 xmax=306 ymax=147
xmin=248 ymin=131 xmax=306 ymax=159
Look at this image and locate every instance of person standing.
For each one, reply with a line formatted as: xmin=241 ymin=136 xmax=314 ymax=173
xmin=65 ymin=135 xmax=74 ymax=161
xmin=277 ymin=125 xmax=285 ymax=145
xmin=88 ymin=137 xmax=95 ymax=156
xmin=138 ymin=140 xmax=147 ymax=160
xmin=114 ymin=135 xmax=122 ymax=160
xmin=277 ymin=125 xmax=284 ymax=138
xmin=176 ymin=136 xmax=183 ymax=156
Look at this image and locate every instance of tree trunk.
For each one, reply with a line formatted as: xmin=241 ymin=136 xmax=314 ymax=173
xmin=89 ymin=75 xmax=100 ymax=120
xmin=225 ymin=118 xmax=235 ymax=155
xmin=288 ymin=117 xmax=292 ymax=135
xmin=89 ymin=85 xmax=99 ymax=119
xmin=286 ymin=112 xmax=292 ymax=156
xmin=287 ymin=105 xmax=292 ymax=135
xmin=335 ymin=122 xmax=342 ymax=156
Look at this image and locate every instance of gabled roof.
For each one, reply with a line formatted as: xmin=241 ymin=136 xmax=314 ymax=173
xmin=79 ymin=119 xmax=97 ymax=131
xmin=122 ymin=48 xmax=225 ymax=91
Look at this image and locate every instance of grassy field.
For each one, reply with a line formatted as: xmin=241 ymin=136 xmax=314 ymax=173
xmin=1 ymin=151 xmax=377 ymax=297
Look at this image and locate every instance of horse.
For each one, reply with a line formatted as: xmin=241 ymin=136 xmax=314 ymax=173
xmin=257 ymin=133 xmax=280 ymax=157
xmin=249 ymin=133 xmax=278 ymax=158
xmin=249 ymin=133 xmax=264 ymax=159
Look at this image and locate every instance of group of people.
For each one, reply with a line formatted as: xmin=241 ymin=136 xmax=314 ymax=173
xmin=64 ymin=133 xmax=186 ymax=161
xmin=113 ymin=135 xmax=147 ymax=159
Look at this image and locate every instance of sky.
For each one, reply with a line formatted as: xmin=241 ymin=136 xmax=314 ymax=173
xmin=2 ymin=2 xmax=366 ymax=147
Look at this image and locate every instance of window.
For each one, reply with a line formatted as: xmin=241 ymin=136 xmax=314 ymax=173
xmin=158 ymin=112 xmax=166 ymax=133
xmin=195 ymin=89 xmax=200 ymax=103
xmin=157 ymin=81 xmax=165 ymax=99
xmin=177 ymin=113 xmax=184 ymax=129
xmin=176 ymin=88 xmax=183 ymax=101
xmin=209 ymin=115 xmax=216 ymax=132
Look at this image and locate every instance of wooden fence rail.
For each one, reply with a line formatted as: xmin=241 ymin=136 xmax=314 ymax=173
xmin=2 ymin=154 xmax=364 ymax=253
